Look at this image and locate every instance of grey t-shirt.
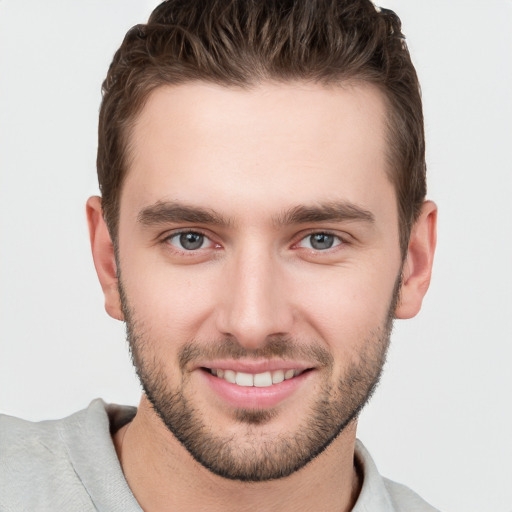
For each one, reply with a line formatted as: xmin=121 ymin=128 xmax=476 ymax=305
xmin=0 ymin=399 xmax=439 ymax=511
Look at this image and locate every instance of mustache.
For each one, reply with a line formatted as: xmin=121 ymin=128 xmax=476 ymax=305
xmin=178 ymin=335 xmax=333 ymax=370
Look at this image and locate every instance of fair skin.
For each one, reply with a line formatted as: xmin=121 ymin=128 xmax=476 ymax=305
xmin=87 ymin=81 xmax=436 ymax=512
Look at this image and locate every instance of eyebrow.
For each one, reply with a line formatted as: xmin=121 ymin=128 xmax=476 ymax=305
xmin=138 ymin=201 xmax=232 ymax=227
xmin=137 ymin=200 xmax=375 ymax=229
xmin=273 ymin=201 xmax=375 ymax=226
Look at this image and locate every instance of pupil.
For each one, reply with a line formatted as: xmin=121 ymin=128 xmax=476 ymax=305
xmin=180 ymin=232 xmax=203 ymax=250
xmin=310 ymin=233 xmax=333 ymax=250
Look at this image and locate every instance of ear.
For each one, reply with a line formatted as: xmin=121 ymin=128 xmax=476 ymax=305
xmin=86 ymin=196 xmax=124 ymax=321
xmin=395 ymin=200 xmax=437 ymax=319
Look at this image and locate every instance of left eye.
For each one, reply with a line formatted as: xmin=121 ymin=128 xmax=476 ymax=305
xmin=298 ymin=233 xmax=342 ymax=250
xmin=167 ymin=232 xmax=210 ymax=251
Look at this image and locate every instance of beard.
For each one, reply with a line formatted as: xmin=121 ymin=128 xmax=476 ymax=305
xmin=119 ymin=275 xmax=401 ymax=482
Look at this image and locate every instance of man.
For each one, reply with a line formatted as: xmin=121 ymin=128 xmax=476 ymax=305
xmin=0 ymin=0 xmax=438 ymax=510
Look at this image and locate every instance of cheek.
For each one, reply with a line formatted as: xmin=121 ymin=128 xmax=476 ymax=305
xmin=292 ymin=264 xmax=398 ymax=351
xmin=120 ymin=255 xmax=220 ymax=341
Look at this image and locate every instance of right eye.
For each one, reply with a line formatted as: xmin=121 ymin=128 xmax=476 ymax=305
xmin=166 ymin=231 xmax=212 ymax=251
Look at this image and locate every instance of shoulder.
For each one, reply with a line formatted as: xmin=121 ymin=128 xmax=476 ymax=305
xmin=0 ymin=404 xmax=95 ymax=510
xmin=0 ymin=399 xmax=109 ymax=465
xmin=0 ymin=406 xmax=83 ymax=476
xmin=353 ymin=440 xmax=441 ymax=512
xmin=0 ymin=399 xmax=138 ymax=511
xmin=382 ymin=478 xmax=441 ymax=512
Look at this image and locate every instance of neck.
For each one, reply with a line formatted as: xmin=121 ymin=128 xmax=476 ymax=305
xmin=113 ymin=396 xmax=361 ymax=512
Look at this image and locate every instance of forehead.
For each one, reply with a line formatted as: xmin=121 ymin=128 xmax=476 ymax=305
xmin=122 ymin=81 xmax=395 ymax=225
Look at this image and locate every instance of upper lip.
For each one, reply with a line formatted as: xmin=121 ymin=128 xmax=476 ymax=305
xmin=194 ymin=359 xmax=314 ymax=373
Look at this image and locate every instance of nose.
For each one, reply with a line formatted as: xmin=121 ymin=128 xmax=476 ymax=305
xmin=215 ymin=245 xmax=294 ymax=350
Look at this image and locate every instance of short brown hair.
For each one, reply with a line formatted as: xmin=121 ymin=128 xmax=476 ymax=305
xmin=97 ymin=0 xmax=426 ymax=255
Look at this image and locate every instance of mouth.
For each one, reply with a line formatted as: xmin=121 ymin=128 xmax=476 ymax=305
xmin=196 ymin=361 xmax=316 ymax=409
xmin=203 ymin=367 xmax=310 ymax=387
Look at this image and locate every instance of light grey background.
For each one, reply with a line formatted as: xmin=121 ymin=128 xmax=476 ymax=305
xmin=0 ymin=1 xmax=511 ymax=511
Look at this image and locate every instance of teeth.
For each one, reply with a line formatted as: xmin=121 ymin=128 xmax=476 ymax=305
xmin=235 ymin=372 xmax=254 ymax=387
xmin=254 ymin=371 xmax=272 ymax=387
xmin=223 ymin=369 xmax=236 ymax=384
xmin=284 ymin=369 xmax=295 ymax=379
xmin=272 ymin=370 xmax=284 ymax=384
xmin=210 ymin=368 xmax=303 ymax=387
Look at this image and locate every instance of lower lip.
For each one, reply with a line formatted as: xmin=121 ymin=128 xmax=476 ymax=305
xmin=199 ymin=369 xmax=312 ymax=409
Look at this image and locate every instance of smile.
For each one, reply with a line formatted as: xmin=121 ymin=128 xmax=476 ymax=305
xmin=207 ymin=368 xmax=306 ymax=387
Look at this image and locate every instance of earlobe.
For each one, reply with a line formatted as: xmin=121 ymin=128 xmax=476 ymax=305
xmin=86 ymin=196 xmax=124 ymax=321
xmin=395 ymin=200 xmax=437 ymax=319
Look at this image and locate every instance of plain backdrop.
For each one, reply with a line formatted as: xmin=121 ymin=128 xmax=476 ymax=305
xmin=0 ymin=1 xmax=511 ymax=511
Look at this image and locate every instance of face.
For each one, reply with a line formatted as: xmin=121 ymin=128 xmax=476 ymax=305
xmin=115 ymin=81 xmax=404 ymax=481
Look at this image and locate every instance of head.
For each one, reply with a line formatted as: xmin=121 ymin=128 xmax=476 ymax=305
xmin=97 ymin=0 xmax=426 ymax=257
xmin=89 ymin=0 xmax=436 ymax=483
